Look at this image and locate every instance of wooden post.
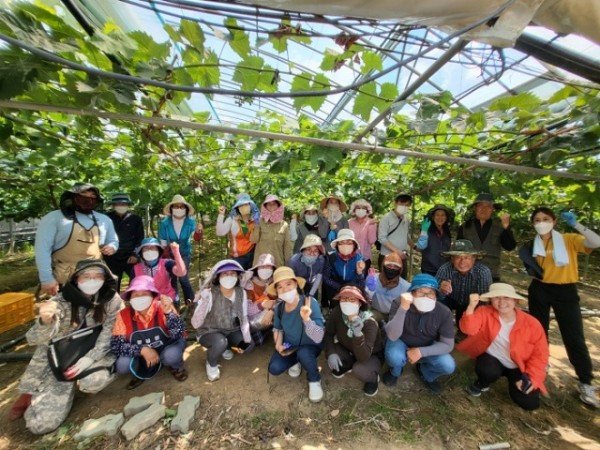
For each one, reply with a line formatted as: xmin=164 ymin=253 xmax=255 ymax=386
xmin=7 ymin=218 xmax=15 ymax=255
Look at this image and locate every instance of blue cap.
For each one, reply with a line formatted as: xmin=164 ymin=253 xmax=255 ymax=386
xmin=409 ymin=273 xmax=439 ymax=292
xmin=136 ymin=237 xmax=164 ymax=257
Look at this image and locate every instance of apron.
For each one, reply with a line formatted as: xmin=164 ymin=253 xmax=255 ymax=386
xmin=129 ymin=309 xmax=169 ymax=350
xmin=52 ymin=215 xmax=102 ymax=284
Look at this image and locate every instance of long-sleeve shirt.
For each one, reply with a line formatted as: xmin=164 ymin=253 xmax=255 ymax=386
xmin=287 ymin=253 xmax=325 ymax=295
xmin=365 ymin=275 xmax=411 ymax=314
xmin=323 ymin=253 xmax=365 ymax=292
xmin=325 ymin=306 xmax=383 ymax=361
xmin=191 ymin=288 xmax=251 ymax=342
xmin=216 ymin=214 xmax=255 ymax=257
xmin=377 ymin=211 xmax=410 ymax=256
xmin=435 ymin=261 xmax=493 ymax=310
xmin=250 ymin=220 xmax=293 ymax=267
xmin=273 ymin=296 xmax=324 ymax=346
xmin=106 ymin=211 xmax=144 ymax=259
xmin=385 ymin=299 xmax=455 ymax=357
xmin=348 ymin=218 xmax=378 ymax=260
xmin=158 ymin=216 xmax=196 ymax=258
xmin=35 ymin=210 xmax=119 ymax=283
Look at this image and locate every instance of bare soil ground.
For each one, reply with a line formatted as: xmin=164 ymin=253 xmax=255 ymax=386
xmin=0 ymin=234 xmax=598 ymax=449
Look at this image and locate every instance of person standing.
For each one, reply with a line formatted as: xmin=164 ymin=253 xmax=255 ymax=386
xmin=216 ymin=193 xmax=259 ymax=269
xmin=377 ymin=194 xmax=412 ymax=277
xmin=415 ymin=204 xmax=454 ymax=276
xmin=348 ymin=199 xmax=378 ymax=273
xmin=250 ymin=194 xmax=293 ymax=267
xmin=105 ymin=193 xmax=144 ymax=290
xmin=35 ymin=183 xmax=118 ymax=296
xmin=457 ymin=193 xmax=516 ymax=282
xmin=319 ymin=195 xmax=350 ymax=253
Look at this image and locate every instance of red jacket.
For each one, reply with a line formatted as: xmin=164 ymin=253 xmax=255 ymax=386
xmin=456 ymin=305 xmax=549 ymax=394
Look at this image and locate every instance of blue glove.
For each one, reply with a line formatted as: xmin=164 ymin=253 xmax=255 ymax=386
xmin=421 ymin=217 xmax=431 ymax=232
xmin=327 ymin=229 xmax=337 ymax=243
xmin=366 ymin=274 xmax=377 ymax=291
xmin=561 ymin=211 xmax=577 ymax=227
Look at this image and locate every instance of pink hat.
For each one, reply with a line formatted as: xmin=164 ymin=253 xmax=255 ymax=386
xmin=122 ymin=275 xmax=160 ymax=300
xmin=262 ymin=194 xmax=282 ymax=207
xmin=250 ymin=253 xmax=277 ymax=271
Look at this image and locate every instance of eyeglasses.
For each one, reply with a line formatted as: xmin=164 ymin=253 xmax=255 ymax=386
xmin=338 ymin=297 xmax=358 ymax=303
xmin=303 ymin=248 xmax=320 ymax=256
xmin=78 ymin=272 xmax=105 ymax=281
xmin=413 ymin=289 xmax=436 ymax=299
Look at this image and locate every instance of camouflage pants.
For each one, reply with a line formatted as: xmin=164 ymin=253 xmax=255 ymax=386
xmin=23 ymin=355 xmax=115 ymax=435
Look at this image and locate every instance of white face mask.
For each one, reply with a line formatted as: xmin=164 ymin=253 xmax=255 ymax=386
xmin=279 ymin=290 xmax=297 ymax=304
xmin=143 ymin=250 xmax=159 ymax=261
xmin=338 ymin=244 xmax=354 ymax=256
xmin=328 ymin=204 xmax=340 ymax=213
xmin=396 ymin=205 xmax=409 ymax=215
xmin=340 ymin=302 xmax=360 ymax=316
xmin=257 ymin=268 xmax=273 ymax=280
xmin=172 ymin=207 xmax=187 ymax=218
xmin=413 ymin=297 xmax=436 ymax=313
xmin=114 ymin=205 xmax=129 ymax=215
xmin=534 ymin=222 xmax=554 ymax=235
xmin=77 ymin=279 xmax=104 ymax=296
xmin=130 ymin=295 xmax=153 ymax=311
xmin=219 ymin=275 xmax=238 ymax=289
xmin=305 ymin=214 xmax=318 ymax=225
xmin=355 ymin=209 xmax=367 ymax=218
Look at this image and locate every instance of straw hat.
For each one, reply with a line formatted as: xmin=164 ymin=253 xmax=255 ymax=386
xmin=300 ymin=234 xmax=324 ymax=254
xmin=480 ymin=283 xmax=526 ymax=302
xmin=163 ymin=194 xmax=195 ymax=216
xmin=266 ymin=266 xmax=306 ymax=297
xmin=330 ymin=228 xmax=360 ymax=250
xmin=320 ymin=195 xmax=348 ymax=212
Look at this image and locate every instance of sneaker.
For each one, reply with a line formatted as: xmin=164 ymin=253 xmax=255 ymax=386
xmin=308 ymin=381 xmax=324 ymax=402
xmin=382 ymin=370 xmax=399 ymax=387
xmin=222 ymin=349 xmax=234 ymax=360
xmin=363 ymin=377 xmax=379 ymax=396
xmin=206 ymin=362 xmax=220 ymax=382
xmin=416 ymin=363 xmax=442 ymax=394
xmin=331 ymin=367 xmax=352 ymax=379
xmin=579 ymin=383 xmax=599 ymax=408
xmin=288 ymin=362 xmax=302 ymax=378
xmin=465 ymin=383 xmax=490 ymax=397
xmin=7 ymin=393 xmax=32 ymax=421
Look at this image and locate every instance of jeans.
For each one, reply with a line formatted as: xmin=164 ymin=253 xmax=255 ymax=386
xmin=178 ymin=254 xmax=195 ymax=302
xmin=115 ymin=337 xmax=186 ymax=374
xmin=528 ymin=279 xmax=593 ymax=384
xmin=268 ymin=344 xmax=323 ymax=382
xmin=385 ymin=338 xmax=455 ymax=381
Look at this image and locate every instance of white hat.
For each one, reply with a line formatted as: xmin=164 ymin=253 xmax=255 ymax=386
xmin=480 ymin=283 xmax=526 ymax=302
xmin=330 ymin=228 xmax=360 ymax=250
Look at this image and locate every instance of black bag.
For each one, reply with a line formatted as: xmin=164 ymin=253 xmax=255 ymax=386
xmin=47 ymin=324 xmax=106 ymax=381
xmin=375 ymin=218 xmax=402 ymax=251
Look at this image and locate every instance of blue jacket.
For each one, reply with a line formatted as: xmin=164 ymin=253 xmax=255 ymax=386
xmin=158 ymin=216 xmax=196 ymax=258
xmin=323 ymin=252 xmax=365 ymax=292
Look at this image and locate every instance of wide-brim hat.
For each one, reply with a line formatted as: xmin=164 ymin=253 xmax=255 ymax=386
xmin=266 ymin=266 xmax=306 ymax=297
xmin=330 ymin=228 xmax=360 ymax=250
xmin=250 ymin=253 xmax=277 ymax=271
xmin=442 ymin=240 xmax=486 ymax=258
xmin=69 ymin=182 xmax=103 ymax=201
xmin=320 ymin=195 xmax=347 ymax=212
xmin=334 ymin=285 xmax=368 ymax=304
xmin=300 ymin=204 xmax=319 ymax=220
xmin=470 ymin=193 xmax=502 ymax=211
xmin=201 ymin=259 xmax=245 ymax=289
xmin=122 ymin=275 xmax=160 ymax=300
xmin=163 ymin=194 xmax=195 ymax=216
xmin=232 ymin=193 xmax=254 ymax=210
xmin=109 ymin=193 xmax=133 ymax=205
xmin=136 ymin=237 xmax=165 ymax=257
xmin=426 ymin=204 xmax=455 ymax=224
xmin=480 ymin=283 xmax=526 ymax=302
xmin=262 ymin=194 xmax=282 ymax=207
xmin=349 ymin=199 xmax=373 ymax=215
xmin=300 ymin=234 xmax=324 ymax=254
xmin=408 ymin=273 xmax=440 ymax=292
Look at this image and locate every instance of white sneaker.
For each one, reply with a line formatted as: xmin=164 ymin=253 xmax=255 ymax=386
xmin=206 ymin=362 xmax=220 ymax=382
xmin=222 ymin=349 xmax=234 ymax=360
xmin=579 ymin=382 xmax=599 ymax=408
xmin=308 ymin=381 xmax=323 ymax=403
xmin=288 ymin=362 xmax=302 ymax=378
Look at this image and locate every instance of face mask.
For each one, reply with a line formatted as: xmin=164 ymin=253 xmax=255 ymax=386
xmin=172 ymin=207 xmax=187 ymax=218
xmin=257 ymin=268 xmax=273 ymax=280
xmin=396 ymin=205 xmax=409 ymax=216
xmin=77 ymin=279 xmax=104 ymax=296
xmin=305 ymin=214 xmax=318 ymax=225
xmin=114 ymin=205 xmax=129 ymax=215
xmin=355 ymin=209 xmax=367 ymax=218
xmin=383 ymin=267 xmax=401 ymax=279
xmin=238 ymin=204 xmax=251 ymax=216
xmin=413 ymin=297 xmax=436 ymax=313
xmin=279 ymin=290 xmax=297 ymax=304
xmin=534 ymin=222 xmax=554 ymax=235
xmin=328 ymin=204 xmax=340 ymax=213
xmin=74 ymin=195 xmax=98 ymax=213
xmin=219 ymin=275 xmax=238 ymax=289
xmin=338 ymin=244 xmax=354 ymax=256
xmin=130 ymin=295 xmax=153 ymax=312
xmin=340 ymin=302 xmax=360 ymax=316
xmin=143 ymin=250 xmax=159 ymax=262
xmin=301 ymin=254 xmax=318 ymax=266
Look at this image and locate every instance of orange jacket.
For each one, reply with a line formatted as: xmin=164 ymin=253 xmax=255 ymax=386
xmin=456 ymin=305 xmax=549 ymax=394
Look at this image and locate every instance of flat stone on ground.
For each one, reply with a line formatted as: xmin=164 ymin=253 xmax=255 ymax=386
xmin=171 ymin=395 xmax=200 ymax=433
xmin=123 ymin=391 xmax=165 ymax=417
xmin=121 ymin=403 xmax=167 ymax=441
xmin=73 ymin=413 xmax=124 ymax=441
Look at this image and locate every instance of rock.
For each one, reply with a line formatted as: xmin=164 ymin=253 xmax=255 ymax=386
xmin=171 ymin=395 xmax=200 ymax=434
xmin=121 ymin=403 xmax=166 ymax=441
xmin=74 ymin=413 xmax=124 ymax=441
xmin=123 ymin=391 xmax=165 ymax=417
xmin=330 ymin=409 xmax=339 ymax=418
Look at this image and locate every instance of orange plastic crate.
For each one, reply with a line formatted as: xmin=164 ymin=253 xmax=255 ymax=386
xmin=0 ymin=292 xmax=36 ymax=334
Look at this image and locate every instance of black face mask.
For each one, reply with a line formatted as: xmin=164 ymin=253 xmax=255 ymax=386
xmin=383 ymin=267 xmax=401 ymax=279
xmin=74 ymin=195 xmax=98 ymax=213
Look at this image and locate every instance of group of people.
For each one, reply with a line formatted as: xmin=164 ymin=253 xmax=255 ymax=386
xmin=7 ymin=183 xmax=599 ymax=435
